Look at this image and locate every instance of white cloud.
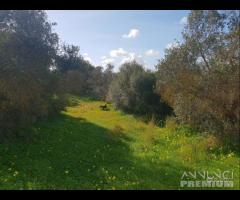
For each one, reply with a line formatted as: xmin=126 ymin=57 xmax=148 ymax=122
xmin=101 ymin=56 xmax=115 ymax=66
xmin=145 ymin=49 xmax=159 ymax=57
xmin=166 ymin=42 xmax=180 ymax=50
xmin=180 ymin=16 xmax=187 ymax=25
xmin=120 ymin=52 xmax=145 ymax=66
xmin=100 ymin=48 xmax=149 ymax=70
xmin=110 ymin=48 xmax=128 ymax=57
xmin=83 ymin=53 xmax=92 ymax=63
xmin=122 ymin=28 xmax=140 ymax=39
xmin=120 ymin=53 xmax=134 ymax=65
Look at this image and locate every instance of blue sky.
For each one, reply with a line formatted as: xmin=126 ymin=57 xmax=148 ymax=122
xmin=46 ymin=10 xmax=190 ymax=71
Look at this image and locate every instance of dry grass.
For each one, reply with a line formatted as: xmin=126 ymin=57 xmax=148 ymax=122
xmin=165 ymin=116 xmax=178 ymax=131
xmin=108 ymin=125 xmax=125 ymax=142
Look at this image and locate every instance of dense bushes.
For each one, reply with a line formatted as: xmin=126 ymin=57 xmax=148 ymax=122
xmin=56 ymin=45 xmax=114 ymax=100
xmin=107 ymin=61 xmax=172 ymax=121
xmin=0 ymin=10 xmax=239 ymax=149
xmin=155 ymin=11 xmax=239 ymax=146
xmin=0 ymin=10 xmax=66 ymax=137
xmin=0 ymin=10 xmax=114 ymax=138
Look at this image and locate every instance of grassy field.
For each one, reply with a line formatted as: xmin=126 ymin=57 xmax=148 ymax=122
xmin=0 ymin=98 xmax=239 ymax=189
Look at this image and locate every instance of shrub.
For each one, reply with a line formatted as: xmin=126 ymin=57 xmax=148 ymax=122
xmin=0 ymin=10 xmax=65 ymax=137
xmin=156 ymin=11 xmax=239 ymax=147
xmin=107 ymin=61 xmax=172 ymax=121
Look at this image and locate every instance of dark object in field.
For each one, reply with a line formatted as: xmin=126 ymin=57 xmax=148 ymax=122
xmin=100 ymin=104 xmax=108 ymax=111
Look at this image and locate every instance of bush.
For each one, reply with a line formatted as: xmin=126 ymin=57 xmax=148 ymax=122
xmin=107 ymin=61 xmax=172 ymax=121
xmin=0 ymin=10 xmax=65 ymax=137
xmin=156 ymin=11 xmax=239 ymax=147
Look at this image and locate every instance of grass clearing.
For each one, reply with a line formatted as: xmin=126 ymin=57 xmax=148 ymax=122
xmin=0 ymin=98 xmax=239 ymax=189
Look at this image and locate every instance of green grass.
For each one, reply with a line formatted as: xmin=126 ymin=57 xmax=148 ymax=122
xmin=0 ymin=98 xmax=239 ymax=190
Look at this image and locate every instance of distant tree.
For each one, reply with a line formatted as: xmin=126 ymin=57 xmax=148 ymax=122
xmin=56 ymin=44 xmax=115 ymax=100
xmin=85 ymin=64 xmax=115 ymax=100
xmin=108 ymin=61 xmax=172 ymax=120
xmin=108 ymin=61 xmax=144 ymax=112
xmin=102 ymin=64 xmax=115 ymax=100
xmin=55 ymin=44 xmax=95 ymax=97
xmin=87 ymin=66 xmax=104 ymax=99
xmin=56 ymin=44 xmax=93 ymax=73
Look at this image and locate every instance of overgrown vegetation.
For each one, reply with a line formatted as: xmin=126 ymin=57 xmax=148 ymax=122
xmin=0 ymin=99 xmax=238 ymax=189
xmin=156 ymin=10 xmax=239 ymax=148
xmin=0 ymin=11 xmax=66 ymax=138
xmin=1 ymin=10 xmax=238 ymax=146
xmin=0 ymin=10 xmax=239 ymax=189
xmin=107 ymin=61 xmax=172 ymax=121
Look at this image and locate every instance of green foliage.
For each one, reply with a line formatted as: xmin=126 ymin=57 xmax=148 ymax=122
xmin=0 ymin=10 xmax=239 ymax=189
xmin=55 ymin=44 xmax=94 ymax=97
xmin=56 ymin=46 xmax=114 ymax=100
xmin=0 ymin=10 xmax=66 ymax=137
xmin=108 ymin=61 xmax=172 ymax=120
xmin=156 ymin=10 xmax=239 ymax=147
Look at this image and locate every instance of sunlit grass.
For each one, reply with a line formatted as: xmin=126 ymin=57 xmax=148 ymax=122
xmin=0 ymin=97 xmax=239 ymax=189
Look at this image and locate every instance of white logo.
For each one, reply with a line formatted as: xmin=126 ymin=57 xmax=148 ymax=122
xmin=180 ymin=170 xmax=234 ymax=188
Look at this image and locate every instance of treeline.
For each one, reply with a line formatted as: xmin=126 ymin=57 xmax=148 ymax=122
xmin=0 ymin=10 xmax=239 ymax=147
xmin=109 ymin=11 xmax=239 ymax=147
xmin=0 ymin=10 xmax=114 ymax=138
xmin=55 ymin=44 xmax=114 ymax=99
